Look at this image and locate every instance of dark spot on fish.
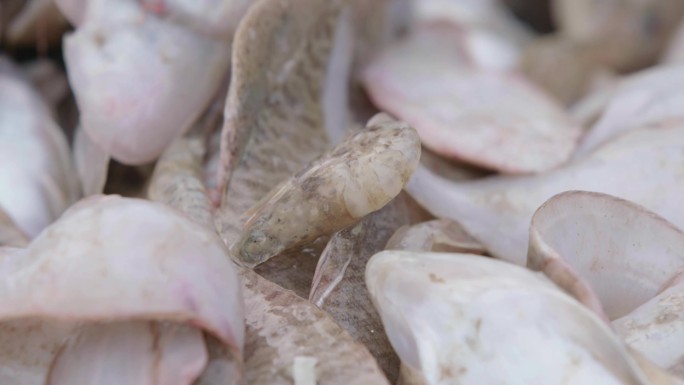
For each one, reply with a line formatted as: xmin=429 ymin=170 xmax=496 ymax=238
xmin=656 ymin=313 xmax=678 ymax=324
xmin=641 ymin=8 xmax=662 ymax=38
xmin=263 ymin=289 xmax=280 ymax=302
xmin=93 ymin=31 xmax=106 ymax=47
xmin=429 ymin=272 xmax=445 ymax=283
xmin=465 ymin=335 xmax=479 ymax=351
xmin=440 ymin=365 xmax=454 ymax=379
xmin=301 ymin=175 xmax=324 ymax=194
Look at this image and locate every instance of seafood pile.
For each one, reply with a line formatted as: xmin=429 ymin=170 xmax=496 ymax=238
xmin=2 ymin=0 xmax=684 ymax=384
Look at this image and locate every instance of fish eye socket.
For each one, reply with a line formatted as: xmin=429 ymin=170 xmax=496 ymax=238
xmin=238 ymin=233 xmax=275 ymax=265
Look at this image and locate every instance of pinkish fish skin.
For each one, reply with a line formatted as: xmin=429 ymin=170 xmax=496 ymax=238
xmin=362 ymin=24 xmax=581 ymax=174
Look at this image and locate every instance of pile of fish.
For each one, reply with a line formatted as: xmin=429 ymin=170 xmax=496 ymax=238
xmin=2 ymin=0 xmax=684 ymax=384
